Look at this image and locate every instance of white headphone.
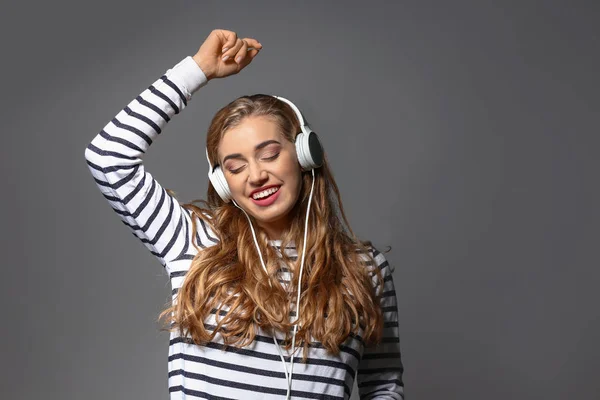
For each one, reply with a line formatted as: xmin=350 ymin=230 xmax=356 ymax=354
xmin=204 ymin=95 xmax=324 ymax=399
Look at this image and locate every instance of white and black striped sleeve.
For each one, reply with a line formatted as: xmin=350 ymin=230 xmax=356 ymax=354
xmin=357 ymin=248 xmax=405 ymax=399
xmin=84 ymin=56 xmax=213 ymax=271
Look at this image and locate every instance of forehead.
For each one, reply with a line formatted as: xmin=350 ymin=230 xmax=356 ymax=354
xmin=218 ymin=116 xmax=283 ymax=158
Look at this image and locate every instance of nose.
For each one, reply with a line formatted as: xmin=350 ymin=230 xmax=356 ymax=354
xmin=248 ymin=160 xmax=268 ymax=186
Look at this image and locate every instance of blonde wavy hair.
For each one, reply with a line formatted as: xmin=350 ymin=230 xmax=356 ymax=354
xmin=158 ymin=94 xmax=384 ymax=359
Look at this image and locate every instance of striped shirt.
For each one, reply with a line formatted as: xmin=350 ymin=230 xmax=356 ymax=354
xmin=84 ymin=56 xmax=404 ymax=399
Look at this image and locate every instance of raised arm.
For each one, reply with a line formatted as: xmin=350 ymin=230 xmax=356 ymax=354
xmin=357 ymin=247 xmax=405 ymax=399
xmin=84 ymin=30 xmax=262 ymax=273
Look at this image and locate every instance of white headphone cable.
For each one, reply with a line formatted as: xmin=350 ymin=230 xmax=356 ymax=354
xmin=231 ymin=199 xmax=291 ymax=387
xmin=232 ymin=168 xmax=315 ymax=400
xmin=287 ymin=168 xmax=315 ymax=397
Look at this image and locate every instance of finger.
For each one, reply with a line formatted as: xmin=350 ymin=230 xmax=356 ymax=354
xmin=222 ymin=37 xmax=244 ymax=62
xmin=217 ymin=29 xmax=237 ymax=54
xmin=241 ymin=38 xmax=262 ymax=51
xmin=238 ymin=49 xmax=260 ymax=70
xmin=239 ymin=38 xmax=262 ymax=66
xmin=237 ymin=45 xmax=262 ymax=71
xmin=234 ymin=39 xmax=250 ymax=64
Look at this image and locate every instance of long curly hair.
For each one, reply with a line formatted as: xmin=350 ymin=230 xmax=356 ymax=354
xmin=158 ymin=94 xmax=384 ymax=359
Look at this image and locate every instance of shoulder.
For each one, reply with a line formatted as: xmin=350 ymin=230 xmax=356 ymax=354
xmin=357 ymin=243 xmax=394 ymax=272
xmin=369 ymin=245 xmax=394 ymax=274
xmin=357 ymin=242 xmax=395 ymax=290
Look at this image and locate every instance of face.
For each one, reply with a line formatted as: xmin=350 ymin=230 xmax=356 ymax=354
xmin=218 ymin=116 xmax=303 ymax=239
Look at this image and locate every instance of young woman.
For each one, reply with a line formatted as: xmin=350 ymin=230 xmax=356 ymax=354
xmin=85 ymin=29 xmax=404 ymax=400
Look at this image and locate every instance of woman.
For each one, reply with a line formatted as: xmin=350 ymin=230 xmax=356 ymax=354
xmin=85 ymin=29 xmax=404 ymax=399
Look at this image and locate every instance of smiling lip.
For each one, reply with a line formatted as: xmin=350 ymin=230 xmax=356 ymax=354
xmin=250 ymin=186 xmax=281 ymax=207
xmin=249 ymin=185 xmax=281 ymax=198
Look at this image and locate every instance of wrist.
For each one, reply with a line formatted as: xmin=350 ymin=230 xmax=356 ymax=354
xmin=192 ymin=54 xmax=214 ymax=81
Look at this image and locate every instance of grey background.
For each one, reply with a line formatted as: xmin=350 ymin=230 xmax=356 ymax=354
xmin=1 ymin=0 xmax=598 ymax=399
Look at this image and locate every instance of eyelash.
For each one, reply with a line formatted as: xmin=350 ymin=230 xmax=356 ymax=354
xmin=228 ymin=153 xmax=280 ymax=174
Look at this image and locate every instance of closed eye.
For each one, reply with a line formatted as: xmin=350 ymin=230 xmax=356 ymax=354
xmin=227 ymin=153 xmax=280 ymax=174
xmin=263 ymin=153 xmax=279 ymax=160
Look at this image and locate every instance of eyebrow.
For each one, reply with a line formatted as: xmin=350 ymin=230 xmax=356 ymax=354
xmin=221 ymin=140 xmax=281 ymax=164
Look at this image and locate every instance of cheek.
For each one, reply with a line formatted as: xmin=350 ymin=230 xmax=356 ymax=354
xmin=226 ymin=176 xmax=245 ymax=196
xmin=285 ymin=163 xmax=303 ymax=195
xmin=283 ymin=159 xmax=302 ymax=184
xmin=283 ymin=151 xmax=300 ymax=172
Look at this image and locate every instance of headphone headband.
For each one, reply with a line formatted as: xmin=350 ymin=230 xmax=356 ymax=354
xmin=272 ymin=95 xmax=306 ymax=127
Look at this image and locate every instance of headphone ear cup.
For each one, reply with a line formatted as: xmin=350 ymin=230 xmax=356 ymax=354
xmin=206 ymin=148 xmax=232 ymax=203
xmin=296 ymin=130 xmax=324 ymax=171
xmin=210 ymin=165 xmax=232 ymax=203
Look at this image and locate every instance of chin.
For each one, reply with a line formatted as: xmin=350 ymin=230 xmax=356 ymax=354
xmin=242 ymin=198 xmax=293 ymax=223
xmin=248 ymin=205 xmax=289 ymax=223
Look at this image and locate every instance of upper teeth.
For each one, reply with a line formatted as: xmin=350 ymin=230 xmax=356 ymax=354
xmin=252 ymin=186 xmax=279 ymax=199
